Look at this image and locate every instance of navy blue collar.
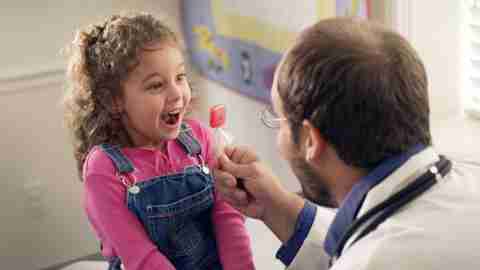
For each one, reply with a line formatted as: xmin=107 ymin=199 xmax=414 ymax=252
xmin=324 ymin=144 xmax=426 ymax=256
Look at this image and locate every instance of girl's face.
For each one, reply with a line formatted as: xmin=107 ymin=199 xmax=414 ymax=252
xmin=117 ymin=41 xmax=191 ymax=148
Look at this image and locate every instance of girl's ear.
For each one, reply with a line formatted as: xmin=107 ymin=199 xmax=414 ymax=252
xmin=111 ymin=95 xmax=124 ymax=114
xmin=302 ymin=120 xmax=327 ymax=163
xmin=98 ymin=88 xmax=124 ymax=115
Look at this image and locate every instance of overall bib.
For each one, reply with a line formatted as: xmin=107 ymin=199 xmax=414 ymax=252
xmin=99 ymin=124 xmax=222 ymax=270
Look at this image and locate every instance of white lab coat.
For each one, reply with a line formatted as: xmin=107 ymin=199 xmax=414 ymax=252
xmin=287 ymin=147 xmax=480 ymax=270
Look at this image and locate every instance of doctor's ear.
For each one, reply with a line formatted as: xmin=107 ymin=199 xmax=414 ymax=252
xmin=302 ymin=120 xmax=327 ymax=162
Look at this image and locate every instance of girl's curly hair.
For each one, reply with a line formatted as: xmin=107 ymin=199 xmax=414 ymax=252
xmin=63 ymin=12 xmax=186 ymax=180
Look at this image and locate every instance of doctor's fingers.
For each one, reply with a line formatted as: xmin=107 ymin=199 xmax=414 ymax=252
xmin=213 ymin=169 xmax=236 ymax=190
xmin=218 ymin=154 xmax=259 ymax=179
xmin=227 ymin=145 xmax=259 ymax=164
xmin=213 ymin=169 xmax=249 ymax=205
xmin=221 ymin=190 xmax=249 ymax=207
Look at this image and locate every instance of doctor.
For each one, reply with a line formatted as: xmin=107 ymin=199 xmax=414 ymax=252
xmin=214 ymin=17 xmax=480 ymax=270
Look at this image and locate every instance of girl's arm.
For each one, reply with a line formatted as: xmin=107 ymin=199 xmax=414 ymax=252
xmin=198 ymin=121 xmax=255 ymax=270
xmin=83 ymin=150 xmax=176 ymax=270
xmin=211 ymin=193 xmax=256 ymax=270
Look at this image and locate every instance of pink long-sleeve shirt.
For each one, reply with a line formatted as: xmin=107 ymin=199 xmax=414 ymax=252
xmin=83 ymin=119 xmax=255 ymax=270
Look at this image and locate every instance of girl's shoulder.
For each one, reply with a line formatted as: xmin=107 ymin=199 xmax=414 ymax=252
xmin=82 ymin=146 xmax=128 ymax=200
xmin=82 ymin=145 xmax=118 ymax=179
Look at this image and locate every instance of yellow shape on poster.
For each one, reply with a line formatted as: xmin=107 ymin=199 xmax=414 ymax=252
xmin=211 ymin=0 xmax=336 ymax=53
xmin=340 ymin=0 xmax=361 ymax=16
xmin=193 ymin=25 xmax=231 ymax=70
xmin=317 ymin=0 xmax=336 ymax=19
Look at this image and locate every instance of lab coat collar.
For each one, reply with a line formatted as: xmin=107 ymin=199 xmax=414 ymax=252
xmin=323 ymin=144 xmax=426 ymax=256
xmin=357 ymin=146 xmax=440 ymax=218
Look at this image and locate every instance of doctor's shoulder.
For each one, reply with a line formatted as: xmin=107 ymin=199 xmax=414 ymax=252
xmin=333 ymin=231 xmax=439 ymax=270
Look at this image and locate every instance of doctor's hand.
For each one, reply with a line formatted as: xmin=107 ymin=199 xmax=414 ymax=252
xmin=214 ymin=145 xmax=286 ymax=218
xmin=214 ymin=146 xmax=305 ymax=243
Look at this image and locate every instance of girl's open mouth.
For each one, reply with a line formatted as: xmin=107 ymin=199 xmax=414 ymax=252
xmin=161 ymin=108 xmax=182 ymax=126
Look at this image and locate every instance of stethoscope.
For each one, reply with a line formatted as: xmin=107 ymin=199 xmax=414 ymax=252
xmin=329 ymin=155 xmax=452 ymax=267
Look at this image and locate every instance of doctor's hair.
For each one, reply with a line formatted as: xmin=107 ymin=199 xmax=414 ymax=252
xmin=277 ymin=17 xmax=431 ymax=169
xmin=63 ymin=12 xmax=192 ymax=180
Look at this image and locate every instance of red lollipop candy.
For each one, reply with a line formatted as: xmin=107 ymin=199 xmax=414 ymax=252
xmin=209 ymin=104 xmax=226 ymax=128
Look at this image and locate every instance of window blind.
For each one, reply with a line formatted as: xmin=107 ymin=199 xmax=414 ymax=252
xmin=464 ymin=0 xmax=480 ymax=118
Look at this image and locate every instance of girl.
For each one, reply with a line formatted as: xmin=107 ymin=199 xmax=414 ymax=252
xmin=63 ymin=12 xmax=255 ymax=270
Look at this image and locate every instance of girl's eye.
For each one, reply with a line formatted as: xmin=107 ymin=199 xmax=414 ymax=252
xmin=176 ymin=73 xmax=187 ymax=82
xmin=146 ymin=82 xmax=164 ymax=92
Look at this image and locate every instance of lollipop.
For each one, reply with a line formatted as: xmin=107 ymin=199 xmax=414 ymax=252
xmin=209 ymin=104 xmax=234 ymax=145
xmin=209 ymin=104 xmax=245 ymax=189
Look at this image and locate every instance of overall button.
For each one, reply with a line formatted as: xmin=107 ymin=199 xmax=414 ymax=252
xmin=128 ymin=185 xmax=140 ymax=194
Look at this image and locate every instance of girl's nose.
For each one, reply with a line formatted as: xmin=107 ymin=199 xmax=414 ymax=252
xmin=167 ymin=82 xmax=183 ymax=101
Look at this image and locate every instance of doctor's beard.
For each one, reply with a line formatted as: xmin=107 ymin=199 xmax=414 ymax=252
xmin=290 ymin=156 xmax=337 ymax=208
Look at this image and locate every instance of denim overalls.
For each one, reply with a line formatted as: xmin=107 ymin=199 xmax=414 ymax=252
xmin=99 ymin=124 xmax=222 ymax=270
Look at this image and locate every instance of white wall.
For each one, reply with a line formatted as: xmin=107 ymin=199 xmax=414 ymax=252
xmin=402 ymin=0 xmax=480 ymax=158
xmin=0 ymin=1 xmax=182 ymax=269
xmin=408 ymin=0 xmax=462 ymax=119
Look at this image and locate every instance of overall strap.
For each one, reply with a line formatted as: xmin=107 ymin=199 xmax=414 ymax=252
xmin=98 ymin=144 xmax=134 ymax=173
xmin=176 ymin=122 xmax=202 ymax=156
xmin=97 ymin=144 xmax=136 ymax=260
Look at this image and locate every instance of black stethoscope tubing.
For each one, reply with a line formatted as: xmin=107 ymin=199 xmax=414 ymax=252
xmin=330 ymin=155 xmax=452 ymax=264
